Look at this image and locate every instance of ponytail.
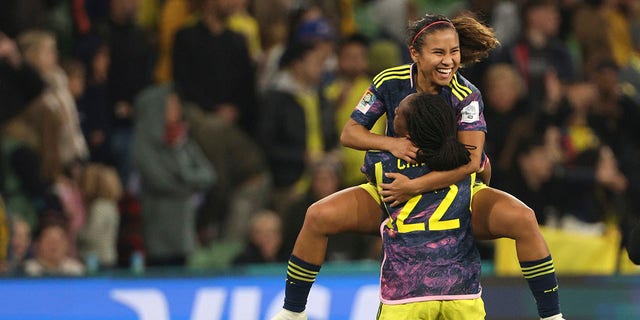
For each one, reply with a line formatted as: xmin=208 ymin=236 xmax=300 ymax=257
xmin=418 ymin=136 xmax=471 ymax=171
xmin=405 ymin=93 xmax=470 ymax=171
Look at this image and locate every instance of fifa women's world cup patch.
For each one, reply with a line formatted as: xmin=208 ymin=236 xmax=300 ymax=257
xmin=356 ymin=89 xmax=376 ymax=114
xmin=461 ymin=101 xmax=479 ymax=123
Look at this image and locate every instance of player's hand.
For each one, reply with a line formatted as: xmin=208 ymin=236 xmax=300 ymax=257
xmin=379 ymin=172 xmax=416 ymax=207
xmin=388 ymin=137 xmax=417 ymax=164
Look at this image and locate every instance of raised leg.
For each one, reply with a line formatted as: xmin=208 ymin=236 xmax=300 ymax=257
xmin=471 ymin=187 xmax=563 ymax=319
xmin=273 ymin=186 xmax=382 ymax=319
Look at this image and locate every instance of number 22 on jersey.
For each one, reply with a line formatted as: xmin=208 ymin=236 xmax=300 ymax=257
xmin=375 ymin=162 xmax=470 ymax=233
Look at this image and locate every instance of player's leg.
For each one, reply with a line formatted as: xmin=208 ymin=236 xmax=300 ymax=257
xmin=471 ymin=186 xmax=564 ymax=320
xmin=471 ymin=186 xmax=549 ymax=260
xmin=273 ymin=186 xmax=382 ymax=320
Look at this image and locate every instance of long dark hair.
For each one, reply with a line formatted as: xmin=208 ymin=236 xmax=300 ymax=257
xmin=406 ymin=14 xmax=500 ymax=65
xmin=404 ymin=93 xmax=470 ymax=171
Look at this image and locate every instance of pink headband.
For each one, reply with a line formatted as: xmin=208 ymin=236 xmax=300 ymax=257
xmin=411 ymin=20 xmax=455 ymax=47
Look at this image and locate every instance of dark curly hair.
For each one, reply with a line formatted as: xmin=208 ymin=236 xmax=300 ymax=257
xmin=403 ymin=93 xmax=470 ymax=171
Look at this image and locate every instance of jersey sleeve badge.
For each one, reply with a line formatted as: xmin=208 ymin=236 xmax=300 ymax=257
xmin=356 ymin=89 xmax=376 ymax=114
xmin=461 ymin=101 xmax=479 ymax=123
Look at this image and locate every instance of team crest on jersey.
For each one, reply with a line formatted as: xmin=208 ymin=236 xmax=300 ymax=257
xmin=356 ymin=90 xmax=376 ymax=114
xmin=461 ymin=101 xmax=479 ymax=123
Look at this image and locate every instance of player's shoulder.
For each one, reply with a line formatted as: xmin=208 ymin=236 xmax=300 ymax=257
xmin=448 ymin=72 xmax=480 ymax=101
xmin=371 ymin=64 xmax=412 ymax=89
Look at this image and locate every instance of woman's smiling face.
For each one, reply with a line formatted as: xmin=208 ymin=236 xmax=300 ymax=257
xmin=411 ymin=28 xmax=460 ymax=92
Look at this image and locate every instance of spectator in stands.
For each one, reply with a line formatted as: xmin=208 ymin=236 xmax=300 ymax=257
xmin=250 ymin=0 xmax=291 ymax=55
xmin=78 ymin=164 xmax=122 ymax=268
xmin=0 ymin=31 xmax=44 ymax=126
xmin=500 ymin=134 xmax=564 ymax=225
xmin=583 ymin=0 xmax=635 ymax=68
xmin=18 ymin=30 xmax=90 ymax=255
xmin=545 ymin=82 xmax=629 ymax=232
xmin=586 ymin=59 xmax=640 ymax=238
xmin=293 ymin=17 xmax=338 ymax=77
xmin=132 ymin=84 xmax=215 ymax=266
xmin=153 ymin=0 xmax=195 ymax=84
xmin=587 ymin=59 xmax=640 ymax=177
xmin=181 ymin=96 xmax=271 ymax=244
xmin=572 ymin=0 xmax=612 ymax=74
xmin=227 ymin=0 xmax=262 ymax=63
xmin=1 ymin=95 xmax=64 ymax=231
xmin=23 ymin=216 xmax=85 ymax=276
xmin=105 ymin=0 xmax=153 ymax=189
xmin=67 ymin=41 xmax=113 ymax=165
xmin=323 ymin=33 xmax=386 ymax=187
xmin=17 ymin=29 xmax=89 ymax=169
xmin=172 ymin=0 xmax=257 ymax=135
xmin=257 ymin=40 xmax=335 ymax=214
xmin=171 ymin=0 xmax=272 ymax=241
xmin=5 ymin=215 xmax=31 ymax=274
xmin=481 ymin=63 xmax=531 ymax=185
xmin=52 ymin=158 xmax=87 ymax=259
xmin=493 ymin=0 xmax=576 ymax=113
xmin=232 ymin=210 xmax=288 ymax=265
xmin=257 ymin=2 xmax=329 ymax=93
xmin=0 ymin=0 xmax=64 ymax=39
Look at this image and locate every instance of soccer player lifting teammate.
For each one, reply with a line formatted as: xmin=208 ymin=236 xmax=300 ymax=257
xmin=273 ymin=13 xmax=565 ymax=320
xmin=367 ymin=92 xmax=485 ymax=319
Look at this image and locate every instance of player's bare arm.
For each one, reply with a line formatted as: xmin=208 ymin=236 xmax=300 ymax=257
xmin=341 ymin=118 xmax=418 ymax=163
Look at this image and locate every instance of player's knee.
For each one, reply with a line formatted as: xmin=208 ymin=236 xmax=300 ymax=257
xmin=512 ymin=205 xmax=540 ymax=234
xmin=304 ymin=201 xmax=340 ymax=235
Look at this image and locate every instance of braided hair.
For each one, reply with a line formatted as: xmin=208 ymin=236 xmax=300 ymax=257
xmin=404 ymin=93 xmax=470 ymax=171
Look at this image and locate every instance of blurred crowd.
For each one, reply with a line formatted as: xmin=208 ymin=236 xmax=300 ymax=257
xmin=0 ymin=0 xmax=638 ymax=277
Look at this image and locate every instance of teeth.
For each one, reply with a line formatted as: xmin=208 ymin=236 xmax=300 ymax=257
xmin=437 ymin=68 xmax=452 ymax=74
